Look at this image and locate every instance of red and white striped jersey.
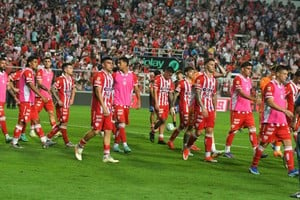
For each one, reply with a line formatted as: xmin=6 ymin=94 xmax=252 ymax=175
xmin=154 ymin=74 xmax=174 ymax=106
xmin=176 ymin=79 xmax=193 ymax=108
xmin=53 ymin=74 xmax=74 ymax=108
xmin=92 ymin=70 xmax=114 ymax=113
xmin=285 ymin=80 xmax=300 ymax=113
xmin=194 ymin=72 xmax=217 ymax=111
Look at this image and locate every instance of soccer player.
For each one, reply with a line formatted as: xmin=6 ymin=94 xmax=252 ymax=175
xmin=74 ymin=56 xmax=119 ymax=163
xmin=259 ymin=66 xmax=282 ymax=157
xmin=149 ymin=67 xmax=174 ymax=144
xmin=182 ymin=58 xmax=218 ymax=162
xmin=285 ymin=70 xmax=300 ymax=142
xmin=112 ymin=56 xmax=141 ymax=153
xmin=11 ymin=55 xmax=54 ymax=148
xmin=249 ymin=65 xmax=299 ymax=177
xmin=223 ymin=62 xmax=260 ymax=158
xmin=46 ymin=62 xmax=76 ymax=147
xmin=149 ymin=70 xmax=161 ymax=132
xmin=0 ymin=55 xmax=14 ymax=143
xmin=167 ymin=66 xmax=195 ymax=149
xmin=29 ymin=57 xmax=57 ymax=137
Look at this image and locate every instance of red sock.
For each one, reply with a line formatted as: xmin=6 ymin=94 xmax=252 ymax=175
xmin=249 ymin=132 xmax=258 ymax=147
xmin=13 ymin=125 xmax=23 ymax=139
xmin=114 ymin=129 xmax=121 ymax=144
xmin=0 ymin=120 xmax=8 ymax=135
xmin=119 ymin=127 xmax=126 ymax=143
xmin=47 ymin=125 xmax=60 ymax=138
xmin=169 ymin=128 xmax=180 ymax=142
xmin=284 ymin=150 xmax=295 ymax=171
xmin=205 ymin=136 xmax=213 ymax=153
xmin=79 ymin=138 xmax=87 ymax=147
xmin=251 ymin=146 xmax=263 ymax=167
xmin=50 ymin=121 xmax=56 ymax=129
xmin=104 ymin=144 xmax=110 ymax=155
xmin=187 ymin=134 xmax=198 ymax=148
xmin=22 ymin=124 xmax=27 ymax=133
xmin=226 ymin=131 xmax=235 ymax=146
xmin=60 ymin=127 xmax=69 ymax=144
xmin=34 ymin=124 xmax=45 ymax=137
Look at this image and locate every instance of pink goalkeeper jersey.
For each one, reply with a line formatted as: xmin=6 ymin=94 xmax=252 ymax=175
xmin=113 ymin=71 xmax=138 ymax=107
xmin=0 ymin=71 xmax=8 ymax=102
xmin=231 ymin=74 xmax=252 ymax=112
xmin=19 ymin=68 xmax=35 ymax=104
xmin=263 ymin=80 xmax=287 ymax=124
xmin=36 ymin=68 xmax=54 ymax=99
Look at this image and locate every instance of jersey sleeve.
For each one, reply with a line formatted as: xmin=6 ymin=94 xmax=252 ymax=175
xmin=53 ymin=77 xmax=62 ymax=90
xmin=232 ymin=76 xmax=242 ymax=91
xmin=36 ymin=69 xmax=43 ymax=81
xmin=264 ymin=82 xmax=274 ymax=99
xmin=23 ymin=69 xmax=34 ymax=84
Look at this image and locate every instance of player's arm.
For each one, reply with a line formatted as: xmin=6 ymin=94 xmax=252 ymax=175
xmin=212 ymin=92 xmax=217 ymax=112
xmin=69 ymin=84 xmax=76 ymax=105
xmin=37 ymin=79 xmax=50 ymax=93
xmin=171 ymin=91 xmax=179 ymax=108
xmin=266 ymin=97 xmax=293 ymax=119
xmin=94 ymin=85 xmax=109 ymax=116
xmin=133 ymin=84 xmax=141 ymax=109
xmin=6 ymin=81 xmax=19 ymax=104
xmin=153 ymin=86 xmax=159 ymax=112
xmin=195 ymin=87 xmax=208 ymax=117
xmin=236 ymin=86 xmax=258 ymax=102
xmin=27 ymin=82 xmax=48 ymax=103
xmin=51 ymin=85 xmax=62 ymax=106
xmin=214 ymin=61 xmax=227 ymax=78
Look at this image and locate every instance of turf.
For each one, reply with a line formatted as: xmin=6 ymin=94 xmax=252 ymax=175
xmin=2 ymin=106 xmax=299 ymax=200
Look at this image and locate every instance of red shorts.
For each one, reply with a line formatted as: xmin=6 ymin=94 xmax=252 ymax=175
xmin=113 ymin=105 xmax=129 ymax=124
xmin=35 ymin=98 xmax=55 ymax=113
xmin=230 ymin=111 xmax=255 ymax=131
xmin=259 ymin=123 xmax=291 ymax=143
xmin=91 ymin=110 xmax=113 ymax=131
xmin=56 ymin=106 xmax=70 ymax=123
xmin=195 ymin=110 xmax=215 ymax=130
xmin=0 ymin=102 xmax=5 ymax=117
xmin=18 ymin=102 xmax=35 ymax=123
xmin=156 ymin=105 xmax=169 ymax=121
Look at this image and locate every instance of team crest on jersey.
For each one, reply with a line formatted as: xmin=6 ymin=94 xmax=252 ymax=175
xmin=236 ymin=80 xmax=240 ymax=84
xmin=97 ymin=77 xmax=100 ymax=80
xmin=266 ymin=86 xmax=271 ymax=91
xmin=28 ymin=73 xmax=31 ymax=77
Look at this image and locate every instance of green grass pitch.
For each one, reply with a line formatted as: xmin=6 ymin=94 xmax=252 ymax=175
xmin=2 ymin=106 xmax=299 ymax=199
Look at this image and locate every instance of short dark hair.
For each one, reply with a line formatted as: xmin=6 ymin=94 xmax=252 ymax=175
xmin=154 ymin=70 xmax=161 ymax=76
xmin=204 ymin=58 xmax=215 ymax=66
xmin=240 ymin=61 xmax=252 ymax=68
xmin=184 ymin=66 xmax=194 ymax=73
xmin=27 ymin=55 xmax=38 ymax=64
xmin=101 ymin=56 xmax=113 ymax=63
xmin=294 ymin=70 xmax=300 ymax=77
xmin=118 ymin=56 xmax=129 ymax=65
xmin=43 ymin=57 xmax=51 ymax=60
xmin=275 ymin=65 xmax=289 ymax=73
xmin=164 ymin=67 xmax=174 ymax=73
xmin=62 ymin=62 xmax=72 ymax=71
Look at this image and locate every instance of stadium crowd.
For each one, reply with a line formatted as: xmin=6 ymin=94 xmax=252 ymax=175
xmin=0 ymin=0 xmax=299 ymax=93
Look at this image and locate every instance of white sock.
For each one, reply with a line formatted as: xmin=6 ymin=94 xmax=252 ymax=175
xmin=225 ymin=146 xmax=231 ymax=153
